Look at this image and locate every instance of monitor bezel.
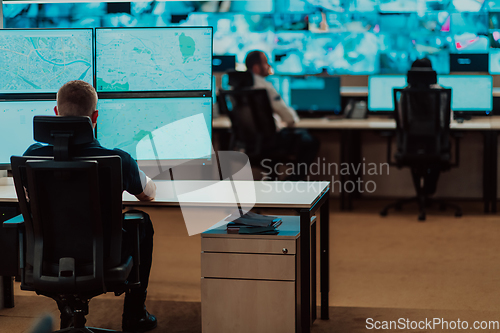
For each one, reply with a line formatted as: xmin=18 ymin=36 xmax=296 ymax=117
xmin=437 ymin=74 xmax=493 ymax=116
xmin=289 ymin=75 xmax=342 ymax=116
xmin=94 ymin=26 xmax=213 ymax=95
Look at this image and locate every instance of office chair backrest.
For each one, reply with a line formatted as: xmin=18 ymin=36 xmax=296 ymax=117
xmin=11 ymin=116 xmax=123 ymax=295
xmin=218 ymin=89 xmax=277 ymax=156
xmin=226 ymin=70 xmax=254 ymax=89
xmin=393 ymin=88 xmax=452 ymax=162
xmin=407 ymin=68 xmax=437 ymax=88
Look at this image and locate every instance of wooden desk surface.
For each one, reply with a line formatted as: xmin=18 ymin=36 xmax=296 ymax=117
xmin=0 ymin=177 xmax=330 ymax=210
xmin=213 ymin=115 xmax=496 ymax=131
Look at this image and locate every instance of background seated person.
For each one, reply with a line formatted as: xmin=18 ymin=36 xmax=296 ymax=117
xmin=23 ymin=80 xmax=158 ymax=332
xmin=245 ymin=50 xmax=320 ymax=180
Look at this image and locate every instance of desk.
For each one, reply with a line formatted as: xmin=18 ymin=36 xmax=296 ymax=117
xmin=213 ymin=115 xmax=498 ymax=212
xmin=0 ymin=178 xmax=330 ymax=333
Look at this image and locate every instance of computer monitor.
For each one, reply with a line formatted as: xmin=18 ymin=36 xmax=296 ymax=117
xmin=286 ymin=76 xmax=341 ymax=114
xmin=368 ymin=75 xmax=407 ymax=112
xmin=0 ymin=100 xmax=56 ymax=169
xmin=437 ymin=75 xmax=493 ymax=114
xmin=0 ymin=29 xmax=93 ymax=94
xmin=96 ymin=97 xmax=213 ymax=167
xmin=95 ymin=27 xmax=213 ymax=93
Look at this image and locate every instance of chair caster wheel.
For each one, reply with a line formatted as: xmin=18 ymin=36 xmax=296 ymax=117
xmin=380 ymin=210 xmax=388 ymax=217
xmin=418 ymin=213 xmax=426 ymax=221
xmin=455 ymin=211 xmax=462 ymax=217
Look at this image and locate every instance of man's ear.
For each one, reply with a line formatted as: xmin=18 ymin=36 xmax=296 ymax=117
xmin=91 ymin=110 xmax=99 ymax=124
xmin=54 ymin=106 xmax=59 ymax=115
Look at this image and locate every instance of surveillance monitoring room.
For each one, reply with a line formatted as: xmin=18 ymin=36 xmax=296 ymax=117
xmin=1 ymin=0 xmax=500 ymax=333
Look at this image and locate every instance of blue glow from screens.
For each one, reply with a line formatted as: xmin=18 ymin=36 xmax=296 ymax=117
xmin=3 ymin=1 xmax=498 ymax=74
xmin=95 ymin=27 xmax=212 ymax=92
xmin=368 ymin=75 xmax=407 ymax=111
xmin=286 ymin=77 xmax=341 ymax=112
xmin=97 ymin=97 xmax=213 ymax=161
xmin=0 ymin=29 xmax=93 ymax=93
xmin=438 ymin=75 xmax=493 ymax=112
xmin=0 ymin=100 xmax=55 ymax=165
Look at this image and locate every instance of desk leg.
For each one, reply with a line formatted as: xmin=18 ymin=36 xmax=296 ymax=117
xmin=311 ymin=218 xmax=317 ymax=322
xmin=300 ymin=210 xmax=311 ymax=333
xmin=320 ymin=192 xmax=330 ymax=320
xmin=2 ymin=276 xmax=14 ymax=308
xmin=492 ymin=131 xmax=498 ymax=213
xmin=483 ymin=132 xmax=493 ymax=213
xmin=483 ymin=131 xmax=498 ymax=213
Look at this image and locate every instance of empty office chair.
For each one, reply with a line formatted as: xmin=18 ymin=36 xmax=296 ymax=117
xmin=8 ymin=116 xmax=143 ymax=332
xmin=218 ymin=71 xmax=291 ymax=179
xmin=380 ymin=81 xmax=462 ymax=221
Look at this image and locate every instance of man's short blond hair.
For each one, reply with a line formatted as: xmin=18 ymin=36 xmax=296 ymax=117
xmin=57 ymin=80 xmax=97 ymax=117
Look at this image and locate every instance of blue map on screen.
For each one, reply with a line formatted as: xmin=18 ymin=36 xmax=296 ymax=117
xmin=0 ymin=100 xmax=55 ymax=165
xmin=95 ymin=27 xmax=212 ymax=92
xmin=97 ymin=97 xmax=213 ymax=161
xmin=0 ymin=29 xmax=93 ymax=93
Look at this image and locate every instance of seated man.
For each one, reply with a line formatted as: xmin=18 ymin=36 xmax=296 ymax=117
xmin=244 ymin=50 xmax=320 ymax=180
xmin=24 ymin=80 xmax=157 ymax=332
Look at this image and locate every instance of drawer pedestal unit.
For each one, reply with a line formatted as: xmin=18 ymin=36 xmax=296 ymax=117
xmin=201 ymin=216 xmax=316 ymax=333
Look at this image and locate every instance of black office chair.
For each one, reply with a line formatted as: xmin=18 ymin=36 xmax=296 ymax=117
xmin=380 ymin=83 xmax=462 ymax=221
xmin=7 ymin=116 xmax=144 ymax=332
xmin=218 ymin=71 xmax=291 ymax=179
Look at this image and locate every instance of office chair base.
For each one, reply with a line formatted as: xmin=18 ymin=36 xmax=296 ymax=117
xmin=56 ymin=328 xmax=124 ymax=333
xmin=380 ymin=196 xmax=462 ymax=221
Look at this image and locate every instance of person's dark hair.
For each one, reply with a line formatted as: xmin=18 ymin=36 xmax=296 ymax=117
xmin=57 ymin=80 xmax=97 ymax=117
xmin=411 ymin=58 xmax=433 ymax=69
xmin=245 ymin=50 xmax=263 ymax=71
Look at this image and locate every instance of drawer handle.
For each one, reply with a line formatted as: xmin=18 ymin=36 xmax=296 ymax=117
xmin=282 ymin=248 xmax=288 ymax=254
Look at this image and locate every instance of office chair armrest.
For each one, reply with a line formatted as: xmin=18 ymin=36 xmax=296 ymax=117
xmin=450 ymin=132 xmax=463 ymax=168
xmin=380 ymin=131 xmax=398 ymax=167
xmin=123 ymin=212 xmax=144 ymax=288
xmin=2 ymin=214 xmax=24 ymax=228
xmin=123 ymin=212 xmax=145 ymax=224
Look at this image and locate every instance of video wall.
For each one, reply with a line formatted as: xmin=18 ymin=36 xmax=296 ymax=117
xmin=0 ymin=27 xmax=214 ymax=167
xmin=4 ymin=0 xmax=500 ymax=74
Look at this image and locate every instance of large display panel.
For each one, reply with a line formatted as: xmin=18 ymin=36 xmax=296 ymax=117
xmin=368 ymin=75 xmax=407 ymax=111
xmin=95 ymin=27 xmax=213 ymax=92
xmin=0 ymin=29 xmax=93 ymax=94
xmin=437 ymin=75 xmax=493 ymax=112
xmin=0 ymin=100 xmax=55 ymax=167
xmin=97 ymin=97 xmax=213 ymax=163
xmin=284 ymin=76 xmax=341 ymax=113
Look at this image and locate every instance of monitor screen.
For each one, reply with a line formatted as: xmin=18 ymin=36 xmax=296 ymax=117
xmin=368 ymin=75 xmax=407 ymax=111
xmin=97 ymin=97 xmax=213 ymax=163
xmin=0 ymin=100 xmax=55 ymax=166
xmin=95 ymin=27 xmax=213 ymax=92
xmin=437 ymin=75 xmax=492 ymax=112
xmin=0 ymin=29 xmax=93 ymax=94
xmin=287 ymin=76 xmax=341 ymax=113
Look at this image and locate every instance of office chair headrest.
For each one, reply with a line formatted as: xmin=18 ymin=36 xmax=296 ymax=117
xmin=227 ymin=70 xmax=254 ymax=89
xmin=34 ymin=116 xmax=94 ymax=146
xmin=407 ymin=68 xmax=437 ymax=87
